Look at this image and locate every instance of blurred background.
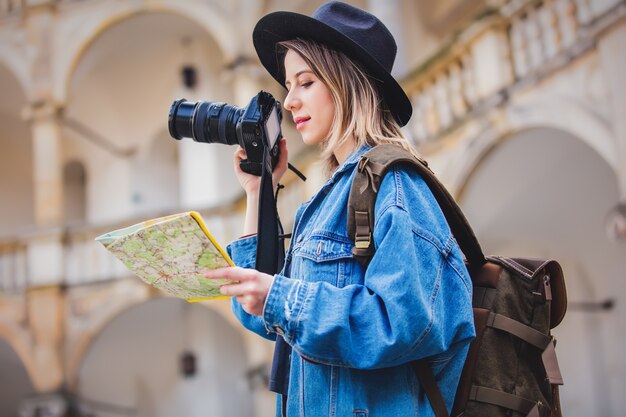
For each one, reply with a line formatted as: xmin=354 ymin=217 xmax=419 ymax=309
xmin=1 ymin=0 xmax=625 ymax=416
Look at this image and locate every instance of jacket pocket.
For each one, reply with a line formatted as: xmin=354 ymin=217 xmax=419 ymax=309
xmin=291 ymin=233 xmax=354 ymax=287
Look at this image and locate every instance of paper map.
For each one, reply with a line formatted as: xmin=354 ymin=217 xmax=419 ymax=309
xmin=95 ymin=211 xmax=234 ymax=301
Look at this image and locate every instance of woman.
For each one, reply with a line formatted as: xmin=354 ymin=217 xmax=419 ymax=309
xmin=205 ymin=2 xmax=475 ymax=416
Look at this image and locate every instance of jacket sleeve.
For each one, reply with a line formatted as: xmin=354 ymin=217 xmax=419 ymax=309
xmin=262 ymin=169 xmax=474 ymax=368
xmin=226 ymin=235 xmax=277 ymax=342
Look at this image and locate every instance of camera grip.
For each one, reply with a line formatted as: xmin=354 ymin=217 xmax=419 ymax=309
xmin=239 ymin=159 xmax=263 ymax=176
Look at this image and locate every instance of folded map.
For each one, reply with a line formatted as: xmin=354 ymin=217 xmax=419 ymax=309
xmin=95 ymin=211 xmax=235 ymax=301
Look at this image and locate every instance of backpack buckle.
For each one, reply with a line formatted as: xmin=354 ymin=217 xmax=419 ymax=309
xmin=357 ymin=156 xmax=369 ymax=172
xmin=355 ymin=234 xmax=371 ymax=249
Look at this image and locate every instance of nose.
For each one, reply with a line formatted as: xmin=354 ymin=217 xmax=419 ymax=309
xmin=283 ymin=87 xmax=299 ymax=112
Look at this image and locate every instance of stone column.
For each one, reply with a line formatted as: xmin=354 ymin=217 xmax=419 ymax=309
xmin=25 ymin=101 xmax=64 ymax=227
xmin=27 ymin=286 xmax=65 ymax=392
xmin=21 ymin=2 xmax=67 ymax=395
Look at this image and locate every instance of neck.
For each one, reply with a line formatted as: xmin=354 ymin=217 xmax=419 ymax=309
xmin=333 ymin=135 xmax=357 ymax=165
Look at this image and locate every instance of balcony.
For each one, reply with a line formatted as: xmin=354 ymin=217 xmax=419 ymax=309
xmin=403 ymin=0 xmax=624 ymax=145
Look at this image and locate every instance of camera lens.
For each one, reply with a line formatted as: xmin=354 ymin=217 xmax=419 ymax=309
xmin=168 ymin=99 xmax=194 ymax=140
xmin=168 ymin=99 xmax=243 ymax=146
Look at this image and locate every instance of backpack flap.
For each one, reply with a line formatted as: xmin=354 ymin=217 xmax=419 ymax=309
xmin=492 ymin=257 xmax=567 ymax=329
xmin=489 ymin=257 xmax=567 ymax=385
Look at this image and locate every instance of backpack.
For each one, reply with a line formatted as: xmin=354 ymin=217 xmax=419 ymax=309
xmin=346 ymin=145 xmax=567 ymax=417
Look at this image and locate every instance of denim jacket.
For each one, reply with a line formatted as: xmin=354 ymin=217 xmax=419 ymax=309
xmin=227 ymin=145 xmax=475 ymax=417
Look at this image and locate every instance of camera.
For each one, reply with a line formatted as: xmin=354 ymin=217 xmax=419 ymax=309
xmin=168 ymin=91 xmax=282 ymax=176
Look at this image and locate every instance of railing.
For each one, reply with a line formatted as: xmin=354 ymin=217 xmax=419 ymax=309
xmin=403 ymin=0 xmax=624 ymax=144
xmin=0 ymin=171 xmax=312 ymax=292
xmin=0 ymin=211 xmax=242 ymax=292
xmin=0 ymin=241 xmax=28 ymax=292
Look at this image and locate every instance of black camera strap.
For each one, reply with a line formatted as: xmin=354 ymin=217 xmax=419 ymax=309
xmin=255 ymin=149 xmax=281 ymax=275
xmin=255 ymin=150 xmax=291 ymax=413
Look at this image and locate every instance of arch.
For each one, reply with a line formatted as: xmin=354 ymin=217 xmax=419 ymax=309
xmin=0 ymin=335 xmax=35 ymax=416
xmin=65 ymin=290 xmax=241 ymax=390
xmin=0 ymin=45 xmax=31 ymax=100
xmin=74 ymin=297 xmax=253 ymax=417
xmin=456 ymin=126 xmax=624 ymax=416
xmin=56 ymin=4 xmax=237 ymax=103
xmin=443 ymin=97 xmax=618 ymax=196
xmin=0 ymin=320 xmax=36 ymax=388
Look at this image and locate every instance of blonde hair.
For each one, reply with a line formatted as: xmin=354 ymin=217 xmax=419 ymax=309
xmin=278 ymin=39 xmax=419 ymax=174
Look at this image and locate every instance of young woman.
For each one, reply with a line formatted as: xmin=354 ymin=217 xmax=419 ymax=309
xmin=204 ymin=2 xmax=475 ymax=416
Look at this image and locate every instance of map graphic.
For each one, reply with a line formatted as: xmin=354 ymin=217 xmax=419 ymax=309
xmin=95 ymin=212 xmax=235 ymax=301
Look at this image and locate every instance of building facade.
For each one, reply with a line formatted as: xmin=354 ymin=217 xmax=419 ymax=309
xmin=1 ymin=0 xmax=625 ymax=416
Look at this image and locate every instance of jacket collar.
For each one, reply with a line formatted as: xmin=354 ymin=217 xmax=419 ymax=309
xmin=329 ymin=144 xmax=373 ymax=182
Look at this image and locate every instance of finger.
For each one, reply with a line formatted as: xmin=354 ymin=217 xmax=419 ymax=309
xmin=234 ymin=147 xmax=246 ymax=163
xmin=204 ymin=266 xmax=253 ymax=281
xmin=220 ymin=281 xmax=256 ymax=297
xmin=278 ymin=138 xmax=288 ymax=167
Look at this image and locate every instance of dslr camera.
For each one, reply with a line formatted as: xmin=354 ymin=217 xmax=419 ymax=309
xmin=168 ymin=91 xmax=282 ymax=176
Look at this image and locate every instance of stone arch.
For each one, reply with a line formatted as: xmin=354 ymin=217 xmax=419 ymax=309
xmin=73 ymin=297 xmax=253 ymax=417
xmin=444 ymin=97 xmax=618 ymax=196
xmin=65 ymin=290 xmax=242 ymax=390
xmin=0 ymin=320 xmax=36 ymax=390
xmin=56 ymin=4 xmax=237 ymax=103
xmin=0 ymin=335 xmax=35 ymax=416
xmin=456 ymin=126 xmax=625 ymax=417
xmin=0 ymin=45 xmax=31 ymax=100
xmin=61 ymin=7 xmax=236 ymax=223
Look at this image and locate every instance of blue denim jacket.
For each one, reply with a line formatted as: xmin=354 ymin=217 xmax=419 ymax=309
xmin=227 ymin=145 xmax=475 ymax=417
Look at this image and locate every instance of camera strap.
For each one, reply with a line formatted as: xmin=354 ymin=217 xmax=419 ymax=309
xmin=255 ymin=151 xmax=292 ymax=413
xmin=255 ymin=149 xmax=281 ymax=275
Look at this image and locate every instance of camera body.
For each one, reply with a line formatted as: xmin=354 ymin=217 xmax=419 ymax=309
xmin=168 ymin=91 xmax=282 ymax=176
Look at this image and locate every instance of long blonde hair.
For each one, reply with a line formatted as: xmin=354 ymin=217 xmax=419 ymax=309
xmin=278 ymin=38 xmax=419 ymax=173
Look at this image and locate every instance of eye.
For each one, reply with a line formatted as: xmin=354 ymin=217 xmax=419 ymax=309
xmin=301 ymin=81 xmax=313 ymax=88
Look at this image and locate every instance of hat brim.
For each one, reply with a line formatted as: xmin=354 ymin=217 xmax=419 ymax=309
xmin=253 ymin=11 xmax=412 ymax=126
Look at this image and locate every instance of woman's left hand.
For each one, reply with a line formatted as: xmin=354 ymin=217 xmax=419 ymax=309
xmin=205 ymin=267 xmax=275 ymax=316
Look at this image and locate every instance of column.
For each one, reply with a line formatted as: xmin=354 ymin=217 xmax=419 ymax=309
xmin=27 ymin=286 xmax=65 ymax=392
xmin=26 ymin=101 xmax=64 ymax=227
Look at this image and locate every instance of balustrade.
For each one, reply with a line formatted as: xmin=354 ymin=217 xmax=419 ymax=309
xmin=0 ymin=242 xmax=27 ymax=292
xmin=404 ymin=0 xmax=623 ymax=143
xmin=0 ymin=210 xmax=238 ymax=291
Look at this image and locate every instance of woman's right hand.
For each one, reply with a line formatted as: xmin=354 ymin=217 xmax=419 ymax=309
xmin=233 ymin=138 xmax=289 ymax=195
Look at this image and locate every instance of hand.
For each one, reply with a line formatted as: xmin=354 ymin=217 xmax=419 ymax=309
xmin=234 ymin=138 xmax=289 ymax=195
xmin=205 ymin=267 xmax=274 ymax=316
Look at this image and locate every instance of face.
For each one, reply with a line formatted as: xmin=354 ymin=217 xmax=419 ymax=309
xmin=282 ymin=50 xmax=336 ymax=147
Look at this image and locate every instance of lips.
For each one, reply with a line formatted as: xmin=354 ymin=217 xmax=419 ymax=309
xmin=294 ymin=116 xmax=310 ymax=128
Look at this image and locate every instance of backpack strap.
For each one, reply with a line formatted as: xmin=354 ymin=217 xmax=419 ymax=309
xmin=347 ymin=145 xmax=487 ymax=417
xmin=347 ymin=144 xmax=486 ymax=269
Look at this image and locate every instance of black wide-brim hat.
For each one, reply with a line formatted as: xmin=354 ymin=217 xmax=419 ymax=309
xmin=253 ymin=1 xmax=413 ymax=126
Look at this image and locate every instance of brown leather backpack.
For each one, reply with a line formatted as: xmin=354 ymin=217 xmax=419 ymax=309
xmin=347 ymin=145 xmax=567 ymax=417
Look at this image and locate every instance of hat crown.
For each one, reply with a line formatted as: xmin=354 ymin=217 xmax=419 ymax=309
xmin=251 ymin=1 xmax=412 ymax=125
xmin=312 ymin=1 xmax=397 ymax=73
